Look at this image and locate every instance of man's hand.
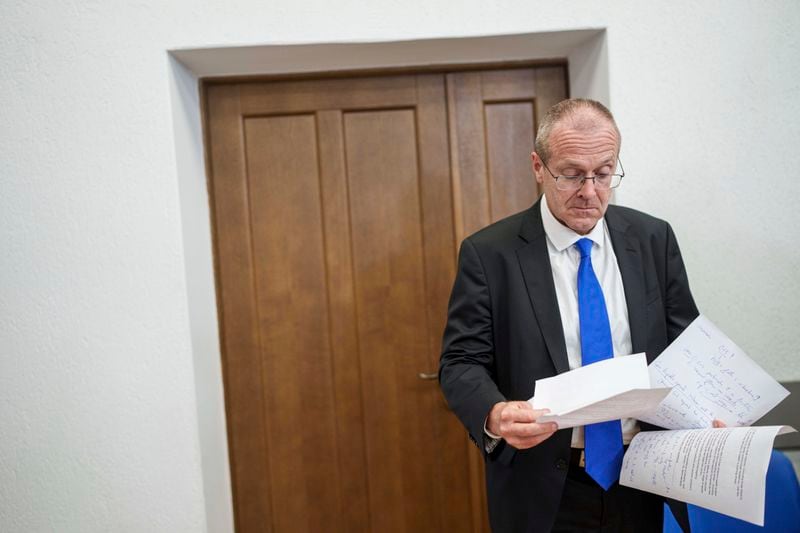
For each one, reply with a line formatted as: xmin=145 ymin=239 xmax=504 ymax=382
xmin=487 ymin=401 xmax=558 ymax=450
xmin=712 ymin=419 xmax=727 ymax=428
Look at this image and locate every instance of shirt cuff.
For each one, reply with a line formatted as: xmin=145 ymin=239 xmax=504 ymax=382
xmin=483 ymin=418 xmax=502 ymax=453
xmin=484 ymin=419 xmax=502 ymax=440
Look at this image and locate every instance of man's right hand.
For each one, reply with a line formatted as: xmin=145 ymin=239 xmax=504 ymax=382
xmin=486 ymin=401 xmax=558 ymax=450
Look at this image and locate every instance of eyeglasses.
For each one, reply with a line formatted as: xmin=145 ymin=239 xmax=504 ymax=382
xmin=541 ymin=158 xmax=625 ymax=191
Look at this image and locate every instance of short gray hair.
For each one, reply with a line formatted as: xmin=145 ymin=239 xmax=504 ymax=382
xmin=534 ymin=98 xmax=621 ymax=163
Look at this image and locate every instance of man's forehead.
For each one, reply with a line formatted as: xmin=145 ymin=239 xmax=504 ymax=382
xmin=547 ymin=128 xmax=619 ymax=157
xmin=559 ymin=155 xmax=616 ymax=166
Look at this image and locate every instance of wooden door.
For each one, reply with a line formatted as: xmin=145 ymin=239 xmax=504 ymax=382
xmin=204 ymin=65 xmax=567 ymax=533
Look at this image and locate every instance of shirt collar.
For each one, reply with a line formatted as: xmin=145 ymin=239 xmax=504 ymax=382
xmin=540 ymin=194 xmax=606 ymax=252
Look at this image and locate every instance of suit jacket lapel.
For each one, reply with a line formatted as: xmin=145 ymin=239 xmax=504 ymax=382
xmin=516 ymin=199 xmax=570 ymax=374
xmin=605 ymin=206 xmax=648 ymax=358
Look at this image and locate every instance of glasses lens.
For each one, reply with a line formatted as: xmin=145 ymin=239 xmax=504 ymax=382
xmin=594 ymin=175 xmax=612 ymax=190
xmin=556 ymin=176 xmax=582 ymax=190
xmin=555 ymin=175 xmax=622 ymax=191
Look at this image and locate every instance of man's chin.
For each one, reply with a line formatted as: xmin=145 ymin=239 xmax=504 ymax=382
xmin=565 ymin=216 xmax=600 ymax=235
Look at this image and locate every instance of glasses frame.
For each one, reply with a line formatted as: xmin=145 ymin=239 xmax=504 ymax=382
xmin=541 ymin=158 xmax=625 ymax=191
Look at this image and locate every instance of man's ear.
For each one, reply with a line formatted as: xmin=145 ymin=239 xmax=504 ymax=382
xmin=531 ymin=152 xmax=545 ymax=185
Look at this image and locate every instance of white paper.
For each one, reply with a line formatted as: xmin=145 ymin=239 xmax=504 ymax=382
xmin=620 ymin=426 xmax=795 ymax=526
xmin=530 ymin=353 xmax=657 ymax=426
xmin=537 ymin=387 xmax=671 ymax=429
xmin=640 ymin=315 xmax=790 ymax=429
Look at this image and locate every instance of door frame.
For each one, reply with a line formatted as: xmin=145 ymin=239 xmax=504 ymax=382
xmin=168 ymin=29 xmax=609 ymax=532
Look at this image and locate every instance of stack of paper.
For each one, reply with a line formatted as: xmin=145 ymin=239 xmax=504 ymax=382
xmin=530 ymin=353 xmax=670 ymax=429
xmin=527 ymin=315 xmax=793 ymax=526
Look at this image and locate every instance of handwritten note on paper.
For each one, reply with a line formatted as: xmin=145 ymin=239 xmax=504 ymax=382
xmin=620 ymin=426 xmax=796 ymax=526
xmin=638 ymin=315 xmax=789 ymax=430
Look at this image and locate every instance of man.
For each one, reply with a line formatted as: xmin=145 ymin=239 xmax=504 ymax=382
xmin=439 ymin=99 xmax=698 ymax=532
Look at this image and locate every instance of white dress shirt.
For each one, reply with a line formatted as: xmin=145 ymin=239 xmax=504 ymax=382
xmin=540 ymin=195 xmax=639 ymax=447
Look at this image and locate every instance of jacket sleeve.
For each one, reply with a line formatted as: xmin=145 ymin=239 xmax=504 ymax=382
xmin=439 ymin=238 xmax=506 ymax=451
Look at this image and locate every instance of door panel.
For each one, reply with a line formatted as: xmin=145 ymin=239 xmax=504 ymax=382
xmin=316 ymin=109 xmax=371 ymax=531
xmin=204 ymin=64 xmax=568 ymax=533
xmin=485 ymin=102 xmax=537 ymax=222
xmin=344 ymin=108 xmax=437 ymax=532
xmin=244 ymin=113 xmax=340 ymax=532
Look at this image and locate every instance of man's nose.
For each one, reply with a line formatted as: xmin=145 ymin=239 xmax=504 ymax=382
xmin=577 ymin=177 xmax=598 ymax=198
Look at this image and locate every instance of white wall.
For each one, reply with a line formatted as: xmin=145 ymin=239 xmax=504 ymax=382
xmin=2 ymin=1 xmax=798 ymax=531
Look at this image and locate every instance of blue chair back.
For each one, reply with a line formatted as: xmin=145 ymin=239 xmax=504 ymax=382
xmin=663 ymin=450 xmax=800 ymax=532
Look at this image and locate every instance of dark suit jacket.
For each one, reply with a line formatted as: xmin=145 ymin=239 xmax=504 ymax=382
xmin=439 ymin=198 xmax=699 ymax=533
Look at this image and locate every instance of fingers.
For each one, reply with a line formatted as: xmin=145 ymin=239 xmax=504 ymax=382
xmin=499 ymin=401 xmax=546 ymax=424
xmin=507 ymin=429 xmax=557 ymax=449
xmin=712 ymin=419 xmax=727 ymax=428
xmin=492 ymin=401 xmax=558 ymax=450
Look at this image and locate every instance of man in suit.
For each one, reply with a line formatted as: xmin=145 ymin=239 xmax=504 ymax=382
xmin=439 ymin=98 xmax=698 ymax=532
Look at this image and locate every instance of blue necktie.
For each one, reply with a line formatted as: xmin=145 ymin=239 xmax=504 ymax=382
xmin=575 ymin=237 xmax=623 ymax=490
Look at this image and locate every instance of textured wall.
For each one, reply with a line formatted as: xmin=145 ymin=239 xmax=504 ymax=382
xmin=1 ymin=1 xmax=798 ymax=532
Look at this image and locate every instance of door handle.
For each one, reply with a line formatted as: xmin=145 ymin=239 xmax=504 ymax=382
xmin=419 ymin=371 xmax=450 ymax=409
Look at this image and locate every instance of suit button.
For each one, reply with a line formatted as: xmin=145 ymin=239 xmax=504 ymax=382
xmin=555 ymin=458 xmax=568 ymax=471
